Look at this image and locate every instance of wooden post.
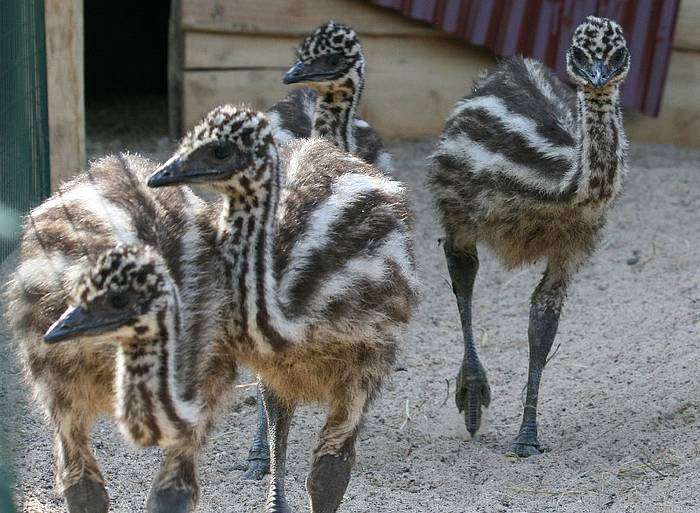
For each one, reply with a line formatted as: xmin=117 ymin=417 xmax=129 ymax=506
xmin=44 ymin=0 xmax=85 ymax=189
xmin=169 ymin=0 xmax=184 ymax=139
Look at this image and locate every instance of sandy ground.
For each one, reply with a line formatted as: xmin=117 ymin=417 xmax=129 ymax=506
xmin=1 ymin=126 xmax=699 ymax=513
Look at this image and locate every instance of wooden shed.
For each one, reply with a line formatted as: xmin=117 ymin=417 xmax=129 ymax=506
xmin=41 ymin=0 xmax=700 ymax=191
xmin=171 ymin=0 xmax=494 ymax=139
xmin=172 ymin=0 xmax=700 ymax=146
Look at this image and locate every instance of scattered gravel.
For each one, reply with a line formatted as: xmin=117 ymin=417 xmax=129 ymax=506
xmin=2 ymin=127 xmax=698 ymax=512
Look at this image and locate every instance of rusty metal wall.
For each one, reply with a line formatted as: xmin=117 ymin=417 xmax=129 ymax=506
xmin=369 ymin=0 xmax=680 ymax=116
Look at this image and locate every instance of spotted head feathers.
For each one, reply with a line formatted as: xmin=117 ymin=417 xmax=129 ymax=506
xmin=72 ymin=245 xmax=167 ymax=308
xmin=283 ymin=21 xmax=365 ymax=88
xmin=567 ymin=16 xmax=630 ymax=89
xmin=43 ymin=245 xmax=170 ymax=343
xmin=148 ymin=105 xmax=277 ymax=194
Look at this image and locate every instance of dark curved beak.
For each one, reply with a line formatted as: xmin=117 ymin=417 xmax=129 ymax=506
xmin=147 ymin=157 xmax=232 ymax=188
xmin=44 ymin=305 xmax=132 ymax=344
xmin=283 ymin=58 xmax=343 ymax=85
xmin=283 ymin=61 xmax=307 ymax=84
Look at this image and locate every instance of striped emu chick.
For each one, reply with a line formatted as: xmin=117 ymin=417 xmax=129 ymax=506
xmin=269 ymin=21 xmax=392 ymax=170
xmin=4 ymin=154 xmax=231 ymax=513
xmin=148 ymin=105 xmax=419 ymax=513
xmin=44 ymin=245 xmax=200 ymax=448
xmin=428 ymin=16 xmax=630 ymax=457
xmin=246 ymin=20 xmax=393 ymax=479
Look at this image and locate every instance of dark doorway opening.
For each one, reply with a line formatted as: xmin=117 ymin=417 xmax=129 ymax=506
xmin=84 ymin=1 xmax=171 ymax=154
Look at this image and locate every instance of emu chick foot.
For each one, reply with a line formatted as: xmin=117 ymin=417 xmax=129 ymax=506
xmin=63 ymin=476 xmax=109 ymax=513
xmin=306 ymin=454 xmax=354 ymax=513
xmin=507 ymin=429 xmax=545 ymax=458
xmin=265 ymin=492 xmax=292 ymax=513
xmin=241 ymin=456 xmax=270 ymax=481
xmin=455 ymin=361 xmax=491 ymax=437
xmin=146 ymin=485 xmax=196 ymax=513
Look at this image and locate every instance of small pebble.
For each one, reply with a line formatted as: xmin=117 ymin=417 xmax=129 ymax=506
xmin=626 ymin=249 xmax=641 ymax=265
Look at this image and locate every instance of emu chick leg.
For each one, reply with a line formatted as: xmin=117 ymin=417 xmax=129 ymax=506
xmin=510 ymin=260 xmax=567 ymax=457
xmin=48 ymin=388 xmax=108 ymax=513
xmin=307 ymin=389 xmax=367 ymax=513
xmin=242 ymin=380 xmax=271 ymax=480
xmin=146 ymin=447 xmax=198 ymax=513
xmin=444 ymin=241 xmax=491 ymax=437
xmin=262 ymin=383 xmax=295 ymax=513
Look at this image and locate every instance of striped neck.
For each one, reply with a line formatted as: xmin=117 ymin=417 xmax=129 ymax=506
xmin=115 ymin=291 xmax=199 ymax=446
xmin=218 ymin=147 xmax=295 ymax=353
xmin=574 ymin=85 xmax=626 ymax=204
xmin=312 ymin=71 xmax=363 ymax=153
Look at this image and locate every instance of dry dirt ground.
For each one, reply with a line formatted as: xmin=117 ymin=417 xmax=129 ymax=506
xmin=1 ymin=122 xmax=698 ymax=512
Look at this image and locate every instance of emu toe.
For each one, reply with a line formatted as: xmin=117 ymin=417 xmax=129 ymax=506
xmin=507 ymin=428 xmax=544 ymax=458
xmin=241 ymin=456 xmax=270 ymax=481
xmin=63 ymin=477 xmax=109 ymax=513
xmin=146 ymin=486 xmax=196 ymax=513
xmin=455 ymin=362 xmax=491 ymax=438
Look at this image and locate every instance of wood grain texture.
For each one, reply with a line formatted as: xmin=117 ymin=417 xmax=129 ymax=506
xmin=675 ymin=0 xmax=700 ymax=51
xmin=183 ymin=34 xmax=493 ymax=138
xmin=181 ymin=0 xmax=438 ymax=36
xmin=626 ymin=49 xmax=700 ymax=147
xmin=45 ymin=0 xmax=85 ymax=190
xmin=186 ymin=32 xmax=299 ymax=68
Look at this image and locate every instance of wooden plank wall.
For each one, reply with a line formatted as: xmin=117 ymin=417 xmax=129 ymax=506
xmin=179 ymin=0 xmax=700 ymax=146
xmin=625 ymin=0 xmax=700 ymax=147
xmin=45 ymin=0 xmax=85 ymax=189
xmin=179 ymin=0 xmax=493 ymax=138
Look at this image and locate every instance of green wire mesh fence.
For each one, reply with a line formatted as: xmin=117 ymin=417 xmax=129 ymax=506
xmin=1 ymin=0 xmax=51 ymax=510
xmin=1 ymin=0 xmax=51 ymax=263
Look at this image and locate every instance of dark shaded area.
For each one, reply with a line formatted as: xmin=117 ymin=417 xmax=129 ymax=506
xmin=84 ymin=1 xmax=170 ymax=140
xmin=84 ymin=0 xmax=170 ymax=99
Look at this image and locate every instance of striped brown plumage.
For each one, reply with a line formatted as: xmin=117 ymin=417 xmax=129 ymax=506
xmin=3 ymin=154 xmax=232 ymax=512
xmin=244 ymin=21 xmax=400 ymax=479
xmin=147 ymin=105 xmax=419 ymax=513
xmin=427 ymin=16 xmax=630 ymax=457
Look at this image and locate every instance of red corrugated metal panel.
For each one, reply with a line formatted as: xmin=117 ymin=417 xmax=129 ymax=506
xmin=370 ymin=0 xmax=680 ymax=116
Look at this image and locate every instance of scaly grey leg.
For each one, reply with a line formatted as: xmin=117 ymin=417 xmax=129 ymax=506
xmin=146 ymin=448 xmax=198 ymax=513
xmin=261 ymin=383 xmax=295 ymax=513
xmin=242 ymin=381 xmax=271 ymax=480
xmin=444 ymin=240 xmax=491 ymax=437
xmin=509 ymin=260 xmax=568 ymax=457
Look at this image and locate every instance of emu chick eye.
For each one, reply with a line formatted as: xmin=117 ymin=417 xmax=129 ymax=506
xmin=571 ymin=47 xmax=587 ymax=66
xmin=110 ymin=293 xmax=129 ymax=309
xmin=213 ymin=143 xmax=232 ymax=160
xmin=327 ymin=53 xmax=342 ymax=66
xmin=609 ymin=48 xmax=626 ymax=68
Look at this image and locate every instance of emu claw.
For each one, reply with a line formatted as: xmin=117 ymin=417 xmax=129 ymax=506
xmin=507 ymin=428 xmax=544 ymax=458
xmin=146 ymin=486 xmax=196 ymax=513
xmin=507 ymin=441 xmax=544 ymax=458
xmin=64 ymin=477 xmax=109 ymax=513
xmin=241 ymin=456 xmax=270 ymax=481
xmin=455 ymin=362 xmax=491 ymax=438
